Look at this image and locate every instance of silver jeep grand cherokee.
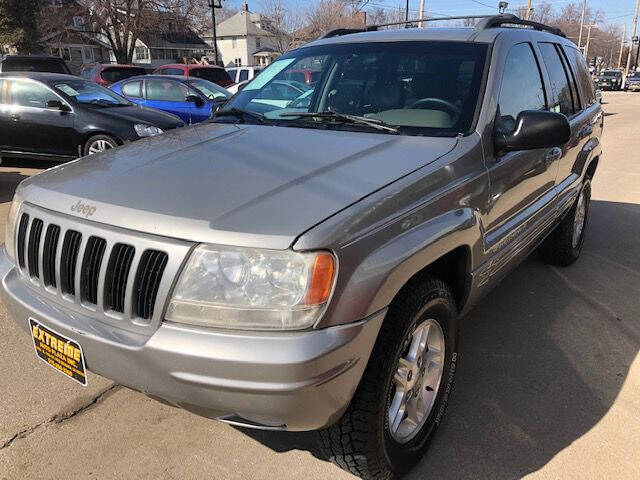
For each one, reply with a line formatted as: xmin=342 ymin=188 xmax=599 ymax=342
xmin=1 ymin=15 xmax=602 ymax=479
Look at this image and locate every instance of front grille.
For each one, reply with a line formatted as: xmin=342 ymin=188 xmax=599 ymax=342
xmin=13 ymin=206 xmax=190 ymax=333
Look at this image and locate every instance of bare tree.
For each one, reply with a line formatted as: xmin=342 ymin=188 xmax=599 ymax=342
xmin=259 ymin=0 xmax=303 ymax=53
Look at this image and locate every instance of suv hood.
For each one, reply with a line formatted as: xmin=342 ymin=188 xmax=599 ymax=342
xmin=19 ymin=123 xmax=457 ymax=249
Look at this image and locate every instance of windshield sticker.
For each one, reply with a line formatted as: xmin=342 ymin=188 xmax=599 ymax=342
xmin=243 ymin=58 xmax=296 ymax=91
xmin=55 ymin=84 xmax=79 ymax=96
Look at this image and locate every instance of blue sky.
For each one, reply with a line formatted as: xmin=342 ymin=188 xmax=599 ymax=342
xmin=224 ymin=0 xmax=638 ymax=30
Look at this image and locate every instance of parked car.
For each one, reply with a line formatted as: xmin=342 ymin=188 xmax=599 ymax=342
xmin=247 ymin=79 xmax=311 ymax=108
xmin=1 ymin=14 xmax=602 ymax=480
xmin=80 ymin=64 xmax=148 ymax=86
xmin=226 ymin=65 xmax=263 ymax=84
xmin=0 ymin=55 xmax=72 ymax=74
xmin=594 ymin=69 xmax=623 ymax=90
xmin=282 ymin=68 xmax=317 ymax=85
xmin=111 ymin=75 xmax=231 ymax=124
xmin=0 ymin=72 xmax=184 ymax=161
xmin=626 ymin=71 xmax=640 ymax=91
xmin=152 ymin=64 xmax=233 ymax=88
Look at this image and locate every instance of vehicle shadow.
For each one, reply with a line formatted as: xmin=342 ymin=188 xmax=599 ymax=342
xmin=0 ymin=172 xmax=30 ymax=203
xmin=238 ymin=199 xmax=640 ymax=479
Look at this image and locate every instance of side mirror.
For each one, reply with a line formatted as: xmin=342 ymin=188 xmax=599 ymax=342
xmin=237 ymin=82 xmax=247 ymax=92
xmin=46 ymin=100 xmax=71 ymax=112
xmin=495 ymin=110 xmax=570 ymax=154
xmin=185 ymin=95 xmax=204 ymax=108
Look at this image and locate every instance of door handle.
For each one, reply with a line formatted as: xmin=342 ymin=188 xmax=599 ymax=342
xmin=545 ymin=147 xmax=562 ymax=164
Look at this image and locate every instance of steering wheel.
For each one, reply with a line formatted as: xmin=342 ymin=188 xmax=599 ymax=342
xmin=409 ymin=98 xmax=460 ymax=118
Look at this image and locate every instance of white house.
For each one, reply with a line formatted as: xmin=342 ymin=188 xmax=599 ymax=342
xmin=204 ymin=4 xmax=280 ymax=68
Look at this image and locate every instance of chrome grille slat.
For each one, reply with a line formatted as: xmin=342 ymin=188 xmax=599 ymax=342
xmin=14 ymin=203 xmax=193 ymax=336
xmin=17 ymin=213 xmax=29 ymax=269
xmin=60 ymin=230 xmax=83 ymax=296
xmin=134 ymin=250 xmax=169 ymax=321
xmin=42 ymin=224 xmax=61 ymax=288
xmin=81 ymin=236 xmax=107 ymax=305
xmin=105 ymin=243 xmax=135 ymax=314
xmin=27 ymin=219 xmax=44 ymax=279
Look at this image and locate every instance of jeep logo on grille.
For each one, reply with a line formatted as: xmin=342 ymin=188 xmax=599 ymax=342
xmin=70 ymin=200 xmax=97 ymax=218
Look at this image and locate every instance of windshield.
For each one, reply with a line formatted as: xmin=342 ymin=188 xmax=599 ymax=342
xmin=221 ymin=41 xmax=488 ymax=136
xmin=188 ymin=78 xmax=230 ymax=100
xmin=601 ymin=71 xmax=619 ymax=77
xmin=53 ymin=79 xmax=131 ymax=106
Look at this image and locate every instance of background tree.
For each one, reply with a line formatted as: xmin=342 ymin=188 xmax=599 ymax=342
xmin=0 ymin=0 xmax=42 ymax=53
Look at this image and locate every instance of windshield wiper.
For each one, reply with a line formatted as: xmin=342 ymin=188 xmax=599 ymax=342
xmin=211 ymin=108 xmax=267 ymax=124
xmin=280 ymin=111 xmax=402 ymax=134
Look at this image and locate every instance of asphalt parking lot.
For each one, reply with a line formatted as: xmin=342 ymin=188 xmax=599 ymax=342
xmin=1 ymin=91 xmax=639 ymax=480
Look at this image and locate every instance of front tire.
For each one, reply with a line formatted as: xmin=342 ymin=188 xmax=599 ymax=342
xmin=318 ymin=277 xmax=458 ymax=479
xmin=83 ymin=134 xmax=117 ymax=156
xmin=539 ymin=180 xmax=591 ymax=266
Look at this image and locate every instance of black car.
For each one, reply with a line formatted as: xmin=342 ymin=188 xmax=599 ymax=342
xmin=0 ymin=72 xmax=184 ymax=162
xmin=0 ymin=55 xmax=72 ymax=74
xmin=594 ymin=69 xmax=623 ymax=91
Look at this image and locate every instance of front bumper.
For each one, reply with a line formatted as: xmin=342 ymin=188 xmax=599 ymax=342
xmin=628 ymin=83 xmax=640 ymax=91
xmin=0 ymin=248 xmax=383 ymax=431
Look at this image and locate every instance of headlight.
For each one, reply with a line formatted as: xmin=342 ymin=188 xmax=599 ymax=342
xmin=4 ymin=192 xmax=23 ymax=263
xmin=134 ymin=124 xmax=163 ymax=137
xmin=166 ymin=245 xmax=336 ymax=330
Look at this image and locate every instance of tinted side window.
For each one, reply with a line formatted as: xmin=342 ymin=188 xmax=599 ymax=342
xmin=190 ymin=68 xmax=231 ymax=84
xmin=565 ymin=46 xmax=595 ymax=107
xmin=101 ymin=67 xmax=147 ymax=84
xmin=146 ymin=79 xmax=188 ymax=101
xmin=239 ymin=69 xmax=249 ymax=82
xmin=498 ymin=43 xmax=546 ymax=131
xmin=538 ymin=43 xmax=574 ymax=116
xmin=122 ymin=80 xmax=142 ymax=98
xmin=8 ymin=80 xmax=59 ymax=108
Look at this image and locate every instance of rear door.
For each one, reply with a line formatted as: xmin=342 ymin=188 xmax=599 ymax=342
xmin=144 ymin=78 xmax=192 ymax=123
xmin=1 ymin=79 xmax=76 ymax=157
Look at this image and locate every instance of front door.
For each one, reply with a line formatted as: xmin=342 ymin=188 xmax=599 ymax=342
xmin=144 ymin=78 xmax=194 ymax=124
xmin=1 ymin=79 xmax=76 ymax=158
xmin=484 ymin=42 xmax=560 ymax=257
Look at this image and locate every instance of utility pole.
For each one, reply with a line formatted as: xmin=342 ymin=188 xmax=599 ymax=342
xmin=525 ymin=0 xmax=532 ymax=20
xmin=618 ymin=24 xmax=626 ymax=69
xmin=584 ymin=24 xmax=594 ymax=61
xmin=208 ymin=0 xmax=223 ymax=66
xmin=405 ymin=0 xmax=409 ymax=22
xmin=625 ymin=0 xmax=640 ymax=85
xmin=578 ymin=0 xmax=587 ymax=51
xmin=419 ymin=0 xmax=426 ymax=27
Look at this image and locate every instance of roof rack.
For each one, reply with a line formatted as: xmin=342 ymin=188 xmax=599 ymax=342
xmin=321 ymin=13 xmax=565 ymax=39
xmin=474 ymin=14 xmax=566 ymax=38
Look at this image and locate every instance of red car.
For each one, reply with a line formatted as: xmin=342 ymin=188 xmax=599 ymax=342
xmin=283 ymin=68 xmax=317 ymax=85
xmin=152 ymin=64 xmax=233 ymax=88
xmin=80 ymin=64 xmax=148 ymax=86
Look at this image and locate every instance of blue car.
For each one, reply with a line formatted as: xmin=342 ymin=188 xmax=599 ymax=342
xmin=110 ymin=75 xmax=231 ymax=124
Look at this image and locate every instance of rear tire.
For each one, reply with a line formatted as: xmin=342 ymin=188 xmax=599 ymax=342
xmin=318 ymin=276 xmax=458 ymax=479
xmin=83 ymin=135 xmax=117 ymax=156
xmin=539 ymin=180 xmax=591 ymax=266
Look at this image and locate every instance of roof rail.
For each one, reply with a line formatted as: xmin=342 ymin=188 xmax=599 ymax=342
xmin=474 ymin=14 xmax=566 ymax=38
xmin=322 ymin=15 xmax=495 ymax=38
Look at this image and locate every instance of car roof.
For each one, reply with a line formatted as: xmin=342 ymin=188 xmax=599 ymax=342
xmin=0 ymin=71 xmax=80 ymax=82
xmin=157 ymin=64 xmax=224 ymax=70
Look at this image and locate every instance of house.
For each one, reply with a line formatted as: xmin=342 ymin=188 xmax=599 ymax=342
xmin=39 ymin=0 xmax=111 ymax=74
xmin=124 ymin=23 xmax=211 ymax=68
xmin=204 ymin=3 xmax=282 ymax=68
